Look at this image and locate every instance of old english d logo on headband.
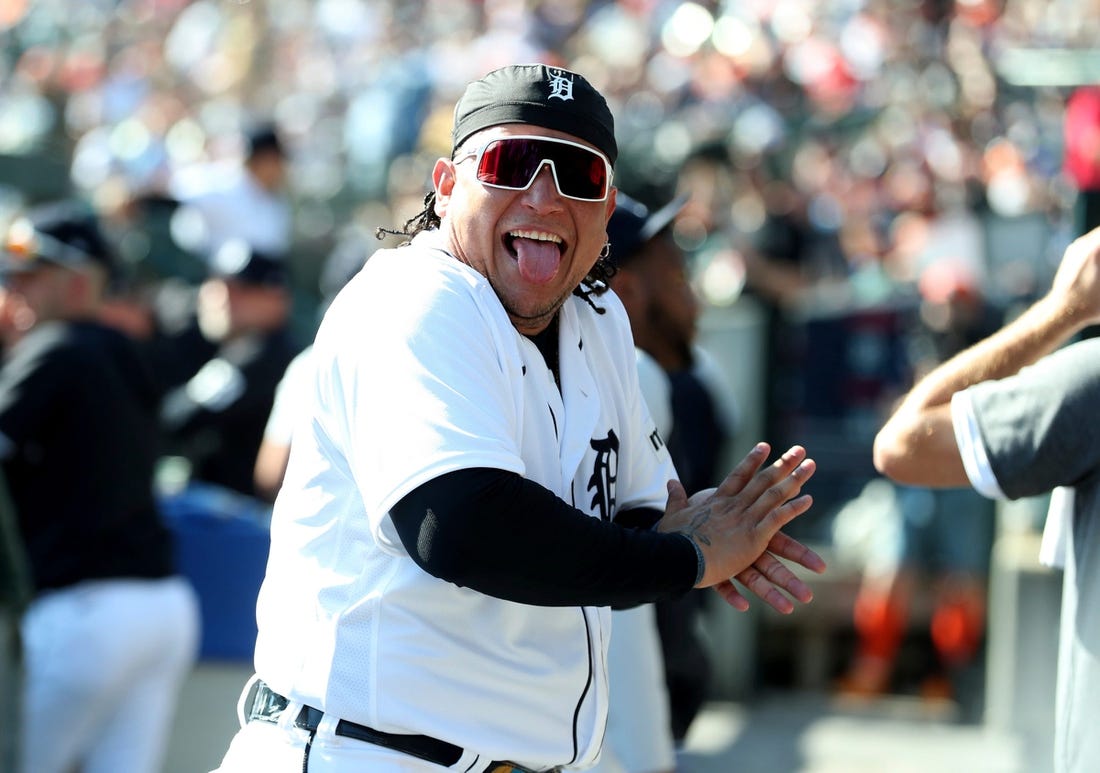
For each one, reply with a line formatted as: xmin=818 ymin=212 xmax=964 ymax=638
xmin=450 ymin=64 xmax=618 ymax=165
xmin=547 ymin=69 xmax=574 ymax=102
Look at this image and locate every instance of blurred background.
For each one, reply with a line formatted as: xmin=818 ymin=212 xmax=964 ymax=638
xmin=1 ymin=0 xmax=1098 ymax=771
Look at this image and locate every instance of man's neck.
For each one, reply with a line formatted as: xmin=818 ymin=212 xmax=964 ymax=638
xmin=526 ymin=313 xmax=561 ymax=389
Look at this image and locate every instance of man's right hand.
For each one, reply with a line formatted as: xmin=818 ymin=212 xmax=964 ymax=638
xmin=1050 ymin=224 xmax=1100 ymax=329
xmin=657 ymin=442 xmax=825 ymax=613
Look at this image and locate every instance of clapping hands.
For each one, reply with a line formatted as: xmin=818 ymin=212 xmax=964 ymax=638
xmin=658 ymin=442 xmax=826 ymax=614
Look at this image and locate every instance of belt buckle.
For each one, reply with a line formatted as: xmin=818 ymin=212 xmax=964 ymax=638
xmin=247 ymin=680 xmax=288 ymax=723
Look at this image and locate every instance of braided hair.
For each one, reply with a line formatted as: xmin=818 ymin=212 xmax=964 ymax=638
xmin=374 ymin=191 xmax=441 ymax=242
xmin=375 ymin=190 xmax=617 ymax=314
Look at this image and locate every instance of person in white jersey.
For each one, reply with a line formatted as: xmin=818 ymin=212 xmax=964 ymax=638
xmin=214 ymin=63 xmax=826 ymax=773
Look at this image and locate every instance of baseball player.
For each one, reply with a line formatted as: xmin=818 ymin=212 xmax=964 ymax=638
xmin=0 ymin=201 xmax=200 ymax=773
xmin=214 ymin=64 xmax=825 ymax=773
xmin=592 ymin=192 xmax=744 ymax=773
xmin=872 ymin=224 xmax=1100 ymax=773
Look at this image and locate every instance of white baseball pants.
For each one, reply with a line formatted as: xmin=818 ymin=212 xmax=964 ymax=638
xmin=19 ymin=576 xmax=200 ymax=773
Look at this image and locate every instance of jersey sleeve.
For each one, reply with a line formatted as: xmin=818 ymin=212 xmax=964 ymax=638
xmin=311 ymin=250 xmax=525 ymax=549
xmin=950 ymin=389 xmax=1007 ymax=499
xmin=963 ymin=338 xmax=1100 ymax=500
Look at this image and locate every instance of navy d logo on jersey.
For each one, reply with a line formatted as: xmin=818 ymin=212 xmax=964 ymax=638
xmin=587 ymin=430 xmax=619 ymax=521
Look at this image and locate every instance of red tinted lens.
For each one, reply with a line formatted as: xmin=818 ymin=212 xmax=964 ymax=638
xmin=552 ymin=144 xmax=608 ymax=200
xmin=477 ymin=138 xmax=608 ymax=200
xmin=476 ymin=138 xmax=544 ymax=189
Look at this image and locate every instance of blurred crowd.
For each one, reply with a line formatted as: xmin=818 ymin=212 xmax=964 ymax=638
xmin=2 ymin=0 xmax=1099 ymax=746
xmin=0 ymin=0 xmax=1096 ymax=309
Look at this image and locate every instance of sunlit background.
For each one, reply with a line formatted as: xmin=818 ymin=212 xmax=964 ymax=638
xmin=1 ymin=0 xmax=1097 ymax=313
xmin=2 ymin=3 xmax=1098 ymax=770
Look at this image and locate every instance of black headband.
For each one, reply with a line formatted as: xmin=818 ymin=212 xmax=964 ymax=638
xmin=451 ymin=64 xmax=617 ymax=166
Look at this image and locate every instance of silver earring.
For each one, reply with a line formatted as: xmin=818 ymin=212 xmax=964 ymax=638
xmin=599 ymin=241 xmax=610 ymax=259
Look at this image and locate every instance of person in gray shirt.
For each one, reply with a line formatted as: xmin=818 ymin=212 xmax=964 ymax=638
xmin=873 ymin=225 xmax=1100 ymax=773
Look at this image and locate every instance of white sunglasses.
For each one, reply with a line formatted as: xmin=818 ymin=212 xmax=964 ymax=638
xmin=454 ymin=135 xmax=614 ymax=202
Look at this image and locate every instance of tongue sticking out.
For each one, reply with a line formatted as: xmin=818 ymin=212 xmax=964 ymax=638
xmin=513 ymin=237 xmax=561 ymax=284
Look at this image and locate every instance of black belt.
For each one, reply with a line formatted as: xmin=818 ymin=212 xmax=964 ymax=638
xmin=247 ymin=681 xmax=557 ymax=773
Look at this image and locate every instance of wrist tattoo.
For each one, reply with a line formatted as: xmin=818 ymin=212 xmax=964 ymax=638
xmin=685 ymin=507 xmax=712 ymax=546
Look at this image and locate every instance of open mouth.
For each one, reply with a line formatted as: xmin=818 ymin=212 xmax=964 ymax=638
xmin=504 ymin=230 xmax=566 ymax=284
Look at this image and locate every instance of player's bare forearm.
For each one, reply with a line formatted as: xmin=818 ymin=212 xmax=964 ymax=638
xmin=874 ymin=227 xmax=1100 ymax=485
xmin=894 ymin=296 xmax=1076 ymax=418
xmin=873 ymin=402 xmax=970 ymax=486
xmin=872 ymin=302 xmax=1066 ymax=483
xmin=891 ymin=225 xmax=1100 ymax=420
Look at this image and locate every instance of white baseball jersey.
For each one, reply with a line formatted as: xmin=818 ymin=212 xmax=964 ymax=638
xmin=253 ymin=230 xmax=677 ymax=769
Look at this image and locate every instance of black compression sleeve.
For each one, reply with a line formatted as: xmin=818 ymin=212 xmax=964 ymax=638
xmin=388 ymin=467 xmax=698 ymax=607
